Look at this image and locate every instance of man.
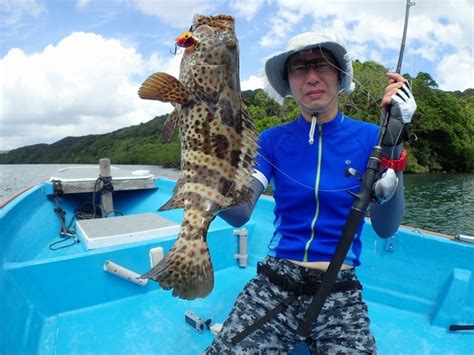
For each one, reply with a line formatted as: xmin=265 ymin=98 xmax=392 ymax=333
xmin=206 ymin=32 xmax=416 ymax=354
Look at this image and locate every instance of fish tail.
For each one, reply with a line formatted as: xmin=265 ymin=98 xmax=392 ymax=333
xmin=141 ymin=238 xmax=214 ymax=300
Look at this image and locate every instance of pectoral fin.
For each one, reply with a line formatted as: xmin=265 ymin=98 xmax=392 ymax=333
xmin=138 ymin=72 xmax=191 ymax=104
xmin=162 ymin=109 xmax=180 ymax=143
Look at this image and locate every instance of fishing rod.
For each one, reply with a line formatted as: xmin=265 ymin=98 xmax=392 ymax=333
xmin=297 ymin=0 xmax=416 ymax=337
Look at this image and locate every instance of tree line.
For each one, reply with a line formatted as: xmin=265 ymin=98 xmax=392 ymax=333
xmin=1 ymin=60 xmax=472 ymax=173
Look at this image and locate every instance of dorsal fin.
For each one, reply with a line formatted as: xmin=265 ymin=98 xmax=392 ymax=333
xmin=232 ymin=104 xmax=258 ymax=193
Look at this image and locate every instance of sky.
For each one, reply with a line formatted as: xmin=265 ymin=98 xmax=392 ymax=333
xmin=0 ymin=0 xmax=473 ymax=151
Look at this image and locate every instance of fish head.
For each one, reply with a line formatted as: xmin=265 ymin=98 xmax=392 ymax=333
xmin=180 ymin=14 xmax=237 ymax=54
xmin=178 ymin=14 xmax=239 ymax=99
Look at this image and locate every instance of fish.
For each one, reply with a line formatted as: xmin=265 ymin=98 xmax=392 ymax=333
xmin=137 ymin=14 xmax=258 ymax=300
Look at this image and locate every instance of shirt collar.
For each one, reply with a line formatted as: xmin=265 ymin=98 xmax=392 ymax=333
xmin=296 ymin=111 xmax=344 ymax=134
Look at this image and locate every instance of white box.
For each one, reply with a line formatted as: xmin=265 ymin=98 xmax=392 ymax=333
xmin=76 ymin=213 xmax=180 ymax=250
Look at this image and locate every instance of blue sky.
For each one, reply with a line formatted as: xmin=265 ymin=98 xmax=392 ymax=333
xmin=1 ymin=0 xmax=472 ymax=150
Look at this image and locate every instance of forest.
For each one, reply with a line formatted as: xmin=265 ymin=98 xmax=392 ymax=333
xmin=1 ymin=60 xmax=472 ymax=173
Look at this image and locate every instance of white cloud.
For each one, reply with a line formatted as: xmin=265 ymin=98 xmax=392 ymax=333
xmin=132 ymin=0 xmax=215 ymax=28
xmin=268 ymin=0 xmax=411 ymax=49
xmin=229 ymin=0 xmax=266 ymax=21
xmin=241 ymin=74 xmax=264 ymax=91
xmin=148 ymin=50 xmax=183 ymax=77
xmin=349 ymin=43 xmax=370 ymax=62
xmin=0 ymin=32 xmax=177 ymax=150
xmin=254 ymin=0 xmax=472 ymax=90
xmin=259 ymin=7 xmax=304 ymax=48
xmin=409 ymin=0 xmax=472 ymax=52
xmin=411 ymin=45 xmax=438 ymax=62
xmin=436 ymin=50 xmax=474 ymax=91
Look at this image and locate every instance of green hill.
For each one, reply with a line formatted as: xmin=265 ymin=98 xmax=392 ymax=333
xmin=1 ymin=60 xmax=472 ymax=172
xmin=0 ymin=115 xmax=180 ymax=168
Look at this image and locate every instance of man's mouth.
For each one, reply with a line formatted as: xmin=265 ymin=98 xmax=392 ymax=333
xmin=305 ymin=90 xmax=325 ymax=99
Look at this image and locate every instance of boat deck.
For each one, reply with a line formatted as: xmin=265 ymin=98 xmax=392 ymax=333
xmin=16 ymin=266 xmax=472 ymax=355
xmin=1 ymin=177 xmax=473 ymax=354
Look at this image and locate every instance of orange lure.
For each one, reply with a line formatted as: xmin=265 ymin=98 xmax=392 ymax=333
xmin=176 ymin=31 xmax=197 ymax=48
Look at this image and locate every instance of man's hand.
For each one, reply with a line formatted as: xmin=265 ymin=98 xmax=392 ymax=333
xmin=381 ymin=73 xmax=416 ymax=124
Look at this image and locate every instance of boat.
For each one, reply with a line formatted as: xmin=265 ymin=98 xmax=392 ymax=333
xmin=1 ymin=162 xmax=473 ymax=354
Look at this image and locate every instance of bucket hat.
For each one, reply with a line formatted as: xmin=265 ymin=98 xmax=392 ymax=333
xmin=264 ymin=32 xmax=355 ymax=103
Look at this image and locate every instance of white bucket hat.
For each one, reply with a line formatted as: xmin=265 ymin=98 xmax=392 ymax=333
xmin=264 ymin=32 xmax=355 ymax=104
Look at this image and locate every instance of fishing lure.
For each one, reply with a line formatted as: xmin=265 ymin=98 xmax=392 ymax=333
xmin=176 ymin=31 xmax=197 ymax=48
xmin=170 ymin=31 xmax=197 ymax=54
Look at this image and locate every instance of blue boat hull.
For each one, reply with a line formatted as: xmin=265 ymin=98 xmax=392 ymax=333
xmin=1 ymin=177 xmax=473 ymax=354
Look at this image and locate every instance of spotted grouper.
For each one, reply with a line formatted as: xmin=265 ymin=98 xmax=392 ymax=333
xmin=138 ymin=14 xmax=257 ymax=300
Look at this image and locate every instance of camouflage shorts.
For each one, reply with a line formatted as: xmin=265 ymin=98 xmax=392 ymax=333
xmin=204 ymin=256 xmax=376 ymax=355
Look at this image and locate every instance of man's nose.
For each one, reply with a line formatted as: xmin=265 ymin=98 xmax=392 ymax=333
xmin=305 ymin=68 xmax=322 ymax=82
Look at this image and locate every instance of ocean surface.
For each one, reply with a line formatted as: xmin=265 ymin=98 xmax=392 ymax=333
xmin=1 ymin=164 xmax=472 ymax=236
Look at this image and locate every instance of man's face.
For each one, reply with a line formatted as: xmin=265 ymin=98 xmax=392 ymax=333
xmin=287 ymin=49 xmax=340 ymax=120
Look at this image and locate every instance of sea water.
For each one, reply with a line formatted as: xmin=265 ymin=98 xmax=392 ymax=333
xmin=0 ymin=164 xmax=472 ymax=236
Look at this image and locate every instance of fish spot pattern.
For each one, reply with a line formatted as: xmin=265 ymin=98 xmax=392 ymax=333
xmin=138 ymin=13 xmax=257 ymax=300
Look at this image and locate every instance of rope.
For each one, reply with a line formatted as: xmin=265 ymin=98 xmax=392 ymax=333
xmin=98 ymin=175 xmax=114 ymax=194
xmin=50 ymin=180 xmax=78 ymax=250
xmin=49 ymin=175 xmax=123 ymax=251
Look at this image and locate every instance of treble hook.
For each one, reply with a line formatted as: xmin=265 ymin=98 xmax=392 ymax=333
xmin=170 ymin=44 xmax=178 ymax=55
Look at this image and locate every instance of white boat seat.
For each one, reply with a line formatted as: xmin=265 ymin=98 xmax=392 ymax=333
xmin=76 ymin=213 xmax=180 ymax=250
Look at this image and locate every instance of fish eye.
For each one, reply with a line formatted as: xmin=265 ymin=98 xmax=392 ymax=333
xmin=193 ymin=25 xmax=214 ymax=41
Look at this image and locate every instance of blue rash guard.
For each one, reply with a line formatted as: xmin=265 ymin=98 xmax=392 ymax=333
xmin=254 ymin=112 xmax=379 ymax=266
